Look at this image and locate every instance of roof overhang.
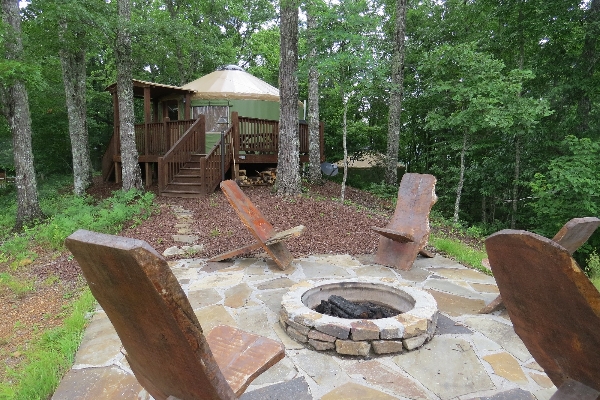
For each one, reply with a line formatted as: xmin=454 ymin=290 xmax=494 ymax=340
xmin=105 ymin=79 xmax=196 ymax=99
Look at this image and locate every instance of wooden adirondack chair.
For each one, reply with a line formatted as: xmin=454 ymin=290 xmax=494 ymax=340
xmin=209 ymin=180 xmax=305 ymax=270
xmin=65 ymin=229 xmax=284 ymax=400
xmin=485 ymin=230 xmax=600 ymax=399
xmin=480 ymin=217 xmax=600 ymax=314
xmin=371 ymin=173 xmax=437 ymax=271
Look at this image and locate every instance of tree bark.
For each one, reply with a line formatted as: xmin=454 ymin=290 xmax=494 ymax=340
xmin=511 ymin=134 xmax=520 ymax=229
xmin=1 ymin=0 xmax=44 ymax=230
xmin=59 ymin=21 xmax=93 ymax=196
xmin=453 ymin=132 xmax=467 ymax=224
xmin=307 ymin=7 xmax=321 ymax=185
xmin=276 ymin=0 xmax=300 ymax=196
xmin=116 ymin=0 xmax=142 ymax=191
xmin=340 ymin=95 xmax=349 ymax=203
xmin=385 ymin=0 xmax=407 ymax=186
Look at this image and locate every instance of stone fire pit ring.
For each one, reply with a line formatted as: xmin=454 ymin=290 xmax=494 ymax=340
xmin=279 ymin=277 xmax=438 ymax=356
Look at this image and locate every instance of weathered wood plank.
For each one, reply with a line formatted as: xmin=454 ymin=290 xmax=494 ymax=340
xmin=372 ymin=173 xmax=437 ymax=271
xmin=486 ymin=230 xmax=600 ymax=392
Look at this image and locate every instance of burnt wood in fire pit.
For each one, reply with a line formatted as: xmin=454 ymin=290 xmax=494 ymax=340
xmin=314 ymin=295 xmax=400 ymax=319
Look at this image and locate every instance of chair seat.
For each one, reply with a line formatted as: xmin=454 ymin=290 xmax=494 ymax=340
xmin=206 ymin=325 xmax=285 ymax=397
xmin=371 ymin=226 xmax=414 ymax=243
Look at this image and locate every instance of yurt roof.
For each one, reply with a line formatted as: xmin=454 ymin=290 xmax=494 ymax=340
xmin=182 ymin=65 xmax=280 ymax=102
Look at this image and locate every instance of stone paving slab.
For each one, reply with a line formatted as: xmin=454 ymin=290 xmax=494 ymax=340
xmin=52 ymin=253 xmax=557 ymax=400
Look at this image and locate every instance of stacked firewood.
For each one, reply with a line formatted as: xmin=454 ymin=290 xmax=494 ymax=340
xmin=236 ymin=168 xmax=277 ymax=186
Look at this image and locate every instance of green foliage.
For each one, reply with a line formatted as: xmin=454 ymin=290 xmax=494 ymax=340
xmin=531 ymin=136 xmax=600 ymax=232
xmin=0 ymin=289 xmax=95 ymax=400
xmin=364 ymin=182 xmax=399 ymax=201
xmin=0 ymin=273 xmax=35 ymax=297
xmin=586 ymin=251 xmax=600 ymax=282
xmin=429 ymin=234 xmax=490 ymax=275
xmin=0 ymin=176 xmax=157 ymax=264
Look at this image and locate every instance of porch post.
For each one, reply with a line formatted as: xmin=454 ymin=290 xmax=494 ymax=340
xmin=143 ymin=86 xmax=151 ymax=157
xmin=184 ymin=93 xmax=191 ymax=120
xmin=232 ymin=112 xmax=239 ymax=179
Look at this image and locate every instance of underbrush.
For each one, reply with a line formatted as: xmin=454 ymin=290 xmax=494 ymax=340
xmin=0 ymin=290 xmax=95 ymax=400
xmin=0 ymin=176 xmax=157 ymax=399
xmin=586 ymin=251 xmax=600 ymax=291
xmin=0 ymin=179 xmax=156 ymax=269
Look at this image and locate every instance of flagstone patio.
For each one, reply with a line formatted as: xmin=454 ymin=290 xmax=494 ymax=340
xmin=51 ymin=253 xmax=557 ymax=400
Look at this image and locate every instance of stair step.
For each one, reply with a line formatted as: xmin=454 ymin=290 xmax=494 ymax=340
xmin=161 ymin=191 xmax=204 ymax=199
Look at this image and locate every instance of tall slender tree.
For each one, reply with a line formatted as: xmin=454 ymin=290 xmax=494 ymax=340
xmin=56 ymin=1 xmax=95 ymax=195
xmin=116 ymin=0 xmax=142 ymax=191
xmin=306 ymin=0 xmax=322 ymax=184
xmin=385 ymin=0 xmax=407 ymax=186
xmin=0 ymin=0 xmax=44 ymax=230
xmin=277 ymin=0 xmax=301 ymax=195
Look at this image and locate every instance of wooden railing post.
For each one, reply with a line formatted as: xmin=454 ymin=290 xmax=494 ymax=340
xmin=164 ymin=117 xmax=170 ymax=151
xmin=200 ymin=157 xmax=207 ymax=195
xmin=198 ymin=115 xmax=206 ymax=154
xmin=232 ymin=112 xmax=239 ymax=155
xmin=157 ymin=157 xmax=164 ymax=195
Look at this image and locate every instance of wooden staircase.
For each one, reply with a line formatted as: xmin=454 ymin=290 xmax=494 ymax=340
xmin=161 ymin=153 xmax=228 ymax=198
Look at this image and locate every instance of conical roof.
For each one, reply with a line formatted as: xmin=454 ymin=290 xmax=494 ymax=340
xmin=182 ymin=66 xmax=280 ymax=101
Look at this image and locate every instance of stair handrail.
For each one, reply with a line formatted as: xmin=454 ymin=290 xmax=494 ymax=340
xmin=158 ymin=115 xmax=206 ymax=195
xmin=101 ymin=128 xmax=120 ymax=182
xmin=200 ymin=125 xmax=234 ymax=194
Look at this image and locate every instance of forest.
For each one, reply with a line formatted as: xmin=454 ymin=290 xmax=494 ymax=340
xmin=1 ymin=0 xmax=599 ymax=266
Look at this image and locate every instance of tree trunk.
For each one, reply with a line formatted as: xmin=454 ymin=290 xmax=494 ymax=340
xmin=116 ymin=0 xmax=142 ymax=191
xmin=577 ymin=0 xmax=599 ymax=133
xmin=307 ymin=7 xmax=321 ymax=185
xmin=340 ymin=96 xmax=349 ymax=203
xmin=1 ymin=0 xmax=44 ymax=230
xmin=511 ymin=133 xmax=520 ymax=229
xmin=385 ymin=0 xmax=407 ymax=186
xmin=276 ymin=0 xmax=300 ymax=196
xmin=59 ymin=21 xmax=93 ymax=196
xmin=453 ymin=132 xmax=467 ymax=224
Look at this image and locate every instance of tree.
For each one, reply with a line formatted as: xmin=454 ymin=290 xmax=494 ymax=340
xmin=530 ymin=135 xmax=600 ymax=264
xmin=418 ymin=43 xmax=550 ymax=223
xmin=276 ymin=0 xmax=301 ymax=196
xmin=55 ymin=1 xmax=96 ymax=195
xmin=116 ymin=0 xmax=142 ymax=191
xmin=0 ymin=0 xmax=44 ymax=230
xmin=306 ymin=0 xmax=322 ymax=185
xmin=318 ymin=0 xmax=385 ymax=200
xmin=385 ymin=0 xmax=407 ymax=186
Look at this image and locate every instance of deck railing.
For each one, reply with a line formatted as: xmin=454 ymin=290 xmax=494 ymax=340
xmin=238 ymin=116 xmax=278 ymax=154
xmin=158 ymin=116 xmax=206 ymax=195
xmin=201 ymin=125 xmax=234 ymax=194
xmin=102 ymin=119 xmax=196 ymax=181
xmin=238 ymin=116 xmax=322 ymax=156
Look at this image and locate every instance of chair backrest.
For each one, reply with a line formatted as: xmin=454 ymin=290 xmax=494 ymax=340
xmin=485 ymin=229 xmax=600 ymax=391
xmin=551 ymin=217 xmax=600 ymax=254
xmin=221 ymin=180 xmax=275 ymax=242
xmin=65 ymin=229 xmax=236 ymax=400
xmin=388 ymin=173 xmax=437 ymax=239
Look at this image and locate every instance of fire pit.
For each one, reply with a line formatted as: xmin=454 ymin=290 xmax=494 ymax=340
xmin=279 ymin=277 xmax=438 ymax=356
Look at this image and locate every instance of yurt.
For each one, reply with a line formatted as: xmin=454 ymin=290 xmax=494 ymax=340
xmin=181 ymin=65 xmax=303 ymax=132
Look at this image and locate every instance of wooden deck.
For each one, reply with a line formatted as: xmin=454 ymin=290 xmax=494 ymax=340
xmin=102 ymin=112 xmax=324 ymax=197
